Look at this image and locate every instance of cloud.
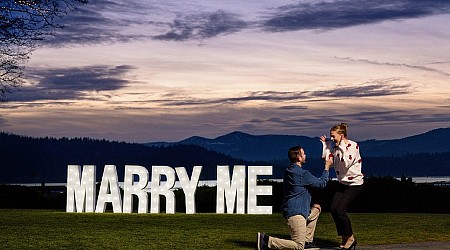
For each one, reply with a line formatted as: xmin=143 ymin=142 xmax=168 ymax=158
xmin=278 ymin=106 xmax=308 ymax=110
xmin=154 ymin=91 xmax=307 ymax=107
xmin=261 ymin=0 xmax=450 ymax=32
xmin=336 ymin=57 xmax=450 ymax=76
xmin=232 ymin=105 xmax=450 ymax=140
xmin=36 ymin=0 xmax=450 ymax=46
xmin=310 ymin=80 xmax=412 ymax=98
xmin=0 ymin=116 xmax=8 ymax=126
xmin=46 ymin=1 xmax=249 ymax=45
xmin=9 ymin=65 xmax=135 ymax=102
xmin=153 ymin=10 xmax=248 ymax=41
xmin=43 ymin=0 xmax=151 ymax=46
xmin=156 ymin=80 xmax=412 ymax=107
xmin=315 ymin=110 xmax=450 ymax=126
xmin=2 ymin=95 xmax=448 ymax=142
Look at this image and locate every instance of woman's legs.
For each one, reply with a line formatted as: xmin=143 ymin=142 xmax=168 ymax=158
xmin=330 ymin=184 xmax=363 ymax=238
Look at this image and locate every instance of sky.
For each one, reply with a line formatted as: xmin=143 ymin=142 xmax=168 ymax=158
xmin=1 ymin=0 xmax=450 ymax=143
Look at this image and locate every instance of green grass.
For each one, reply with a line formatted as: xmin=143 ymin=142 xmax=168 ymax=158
xmin=1 ymin=210 xmax=449 ymax=249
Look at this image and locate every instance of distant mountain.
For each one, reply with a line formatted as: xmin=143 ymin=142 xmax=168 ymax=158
xmin=1 ymin=127 xmax=450 ymax=184
xmin=182 ymin=131 xmax=319 ymax=161
xmin=360 ymin=127 xmax=450 ymax=157
xmin=146 ymin=127 xmax=450 ymax=161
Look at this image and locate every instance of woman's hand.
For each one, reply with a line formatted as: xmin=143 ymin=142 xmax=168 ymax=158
xmin=325 ymin=154 xmax=334 ymax=170
xmin=320 ymin=135 xmax=327 ymax=142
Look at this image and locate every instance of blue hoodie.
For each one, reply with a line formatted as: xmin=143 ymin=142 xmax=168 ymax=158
xmin=281 ymin=163 xmax=329 ymax=219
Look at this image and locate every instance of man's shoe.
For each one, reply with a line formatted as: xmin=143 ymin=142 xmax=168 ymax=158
xmin=305 ymin=241 xmax=320 ymax=249
xmin=257 ymin=232 xmax=268 ymax=250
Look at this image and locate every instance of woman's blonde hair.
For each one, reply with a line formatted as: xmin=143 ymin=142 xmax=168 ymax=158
xmin=330 ymin=123 xmax=348 ymax=137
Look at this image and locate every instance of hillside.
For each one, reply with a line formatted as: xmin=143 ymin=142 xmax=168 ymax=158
xmin=0 ymin=133 xmax=263 ymax=183
xmin=360 ymin=127 xmax=450 ymax=156
xmin=1 ymin=128 xmax=450 ymax=184
xmin=146 ymin=127 xmax=450 ymax=161
xmin=182 ymin=131 xmax=319 ymax=161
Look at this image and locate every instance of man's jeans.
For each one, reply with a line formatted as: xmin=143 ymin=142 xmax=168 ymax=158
xmin=268 ymin=206 xmax=320 ymax=250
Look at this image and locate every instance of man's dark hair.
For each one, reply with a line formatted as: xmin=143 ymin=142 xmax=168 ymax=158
xmin=288 ymin=146 xmax=303 ymax=163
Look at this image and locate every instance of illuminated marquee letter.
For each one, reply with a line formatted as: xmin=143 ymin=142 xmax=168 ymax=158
xmin=123 ymin=165 xmax=149 ymax=213
xmin=66 ymin=165 xmax=96 ymax=212
xmin=248 ymin=166 xmax=272 ymax=214
xmin=175 ymin=166 xmax=202 ymax=214
xmin=216 ymin=165 xmax=246 ymax=214
xmin=150 ymin=166 xmax=176 ymax=214
xmin=95 ymin=165 xmax=123 ymax=213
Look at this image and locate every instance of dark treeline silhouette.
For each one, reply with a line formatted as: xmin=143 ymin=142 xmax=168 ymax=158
xmin=0 ymin=132 xmax=272 ymax=183
xmin=1 ymin=177 xmax=449 ymax=213
xmin=1 ymin=132 xmax=450 ymax=213
xmin=362 ymin=153 xmax=450 ymax=176
xmin=271 ymin=151 xmax=450 ymax=179
xmin=258 ymin=177 xmax=450 ymax=214
xmin=1 ymin=132 xmax=450 ymax=184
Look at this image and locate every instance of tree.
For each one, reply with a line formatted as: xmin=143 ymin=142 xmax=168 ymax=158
xmin=0 ymin=0 xmax=87 ymax=100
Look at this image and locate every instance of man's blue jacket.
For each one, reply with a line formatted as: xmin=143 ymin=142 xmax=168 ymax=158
xmin=281 ymin=163 xmax=329 ymax=219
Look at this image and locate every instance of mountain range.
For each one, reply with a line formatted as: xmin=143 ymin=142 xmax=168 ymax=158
xmin=1 ymin=127 xmax=449 ymax=183
xmin=146 ymin=127 xmax=450 ymax=161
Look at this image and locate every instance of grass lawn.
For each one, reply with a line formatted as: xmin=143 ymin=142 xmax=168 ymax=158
xmin=1 ymin=210 xmax=449 ymax=249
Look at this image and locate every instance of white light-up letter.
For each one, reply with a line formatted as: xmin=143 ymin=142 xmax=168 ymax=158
xmin=248 ymin=166 xmax=273 ymax=214
xmin=175 ymin=166 xmax=202 ymax=214
xmin=150 ymin=166 xmax=176 ymax=214
xmin=123 ymin=165 xmax=149 ymax=213
xmin=216 ymin=165 xmax=246 ymax=214
xmin=66 ymin=165 xmax=96 ymax=213
xmin=95 ymin=165 xmax=123 ymax=213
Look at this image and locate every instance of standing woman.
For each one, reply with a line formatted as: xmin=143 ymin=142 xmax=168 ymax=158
xmin=320 ymin=123 xmax=363 ymax=250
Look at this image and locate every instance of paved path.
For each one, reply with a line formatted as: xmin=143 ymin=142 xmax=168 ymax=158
xmin=358 ymin=241 xmax=450 ymax=250
xmin=319 ymin=241 xmax=450 ymax=250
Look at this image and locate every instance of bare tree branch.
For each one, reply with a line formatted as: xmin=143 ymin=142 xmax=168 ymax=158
xmin=0 ymin=0 xmax=88 ymax=100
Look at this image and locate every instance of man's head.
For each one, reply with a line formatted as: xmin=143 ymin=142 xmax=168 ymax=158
xmin=288 ymin=146 xmax=306 ymax=164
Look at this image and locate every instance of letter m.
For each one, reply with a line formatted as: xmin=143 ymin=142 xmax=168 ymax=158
xmin=66 ymin=165 xmax=96 ymax=212
xmin=216 ymin=165 xmax=246 ymax=214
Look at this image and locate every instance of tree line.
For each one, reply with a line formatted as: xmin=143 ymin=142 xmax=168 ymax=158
xmin=2 ymin=132 xmax=450 ymax=184
xmin=1 ymin=176 xmax=449 ymax=213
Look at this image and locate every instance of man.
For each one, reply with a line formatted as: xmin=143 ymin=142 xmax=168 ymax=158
xmin=257 ymin=146 xmax=333 ymax=250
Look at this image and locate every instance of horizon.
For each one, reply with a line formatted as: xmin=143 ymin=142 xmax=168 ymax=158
xmin=9 ymin=176 xmax=450 ymax=189
xmin=2 ymin=126 xmax=449 ymax=144
xmin=1 ymin=1 xmax=449 ymax=143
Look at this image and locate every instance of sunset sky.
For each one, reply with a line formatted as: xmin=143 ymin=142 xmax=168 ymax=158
xmin=1 ymin=0 xmax=449 ymax=143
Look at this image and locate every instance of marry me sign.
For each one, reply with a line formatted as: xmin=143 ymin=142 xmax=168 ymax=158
xmin=66 ymin=165 xmax=273 ymax=214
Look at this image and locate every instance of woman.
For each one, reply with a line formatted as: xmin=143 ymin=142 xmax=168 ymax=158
xmin=321 ymin=123 xmax=363 ymax=250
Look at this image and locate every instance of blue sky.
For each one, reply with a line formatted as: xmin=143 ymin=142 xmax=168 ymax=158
xmin=1 ymin=0 xmax=449 ymax=142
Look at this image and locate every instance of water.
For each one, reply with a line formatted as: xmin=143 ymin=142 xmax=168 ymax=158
xmin=8 ymin=176 xmax=450 ymax=187
xmin=395 ymin=176 xmax=450 ymax=183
